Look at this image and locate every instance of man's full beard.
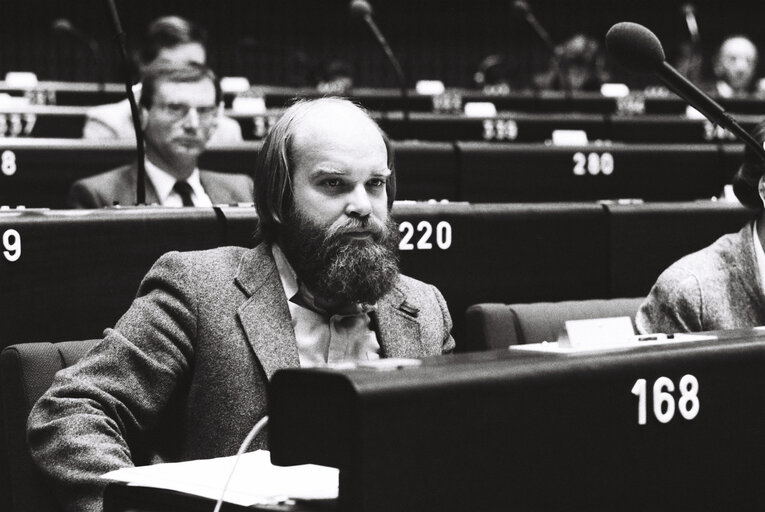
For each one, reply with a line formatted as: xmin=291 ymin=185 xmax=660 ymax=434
xmin=279 ymin=208 xmax=401 ymax=307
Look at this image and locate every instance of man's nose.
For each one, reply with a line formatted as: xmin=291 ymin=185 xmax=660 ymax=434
xmin=182 ymin=108 xmax=201 ymax=130
xmin=345 ymin=184 xmax=373 ymax=218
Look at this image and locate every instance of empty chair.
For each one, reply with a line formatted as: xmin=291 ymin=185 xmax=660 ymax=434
xmin=0 ymin=340 xmax=98 ymax=512
xmin=464 ymin=297 xmax=645 ymax=351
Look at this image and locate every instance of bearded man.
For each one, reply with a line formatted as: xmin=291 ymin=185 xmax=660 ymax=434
xmin=27 ymin=98 xmax=454 ymax=512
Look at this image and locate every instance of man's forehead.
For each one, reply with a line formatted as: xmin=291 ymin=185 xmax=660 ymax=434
xmin=723 ymin=38 xmax=756 ymax=57
xmin=155 ymin=79 xmax=216 ymax=102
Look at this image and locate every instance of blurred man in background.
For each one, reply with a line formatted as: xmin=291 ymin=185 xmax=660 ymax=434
xmin=69 ymin=62 xmax=252 ymax=207
xmin=711 ymin=35 xmax=762 ymax=97
xmin=533 ymin=33 xmax=610 ymax=92
xmin=83 ymin=15 xmax=242 ymax=143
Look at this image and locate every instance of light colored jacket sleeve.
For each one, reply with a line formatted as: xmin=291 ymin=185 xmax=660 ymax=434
xmin=636 ymin=265 xmax=703 ymax=334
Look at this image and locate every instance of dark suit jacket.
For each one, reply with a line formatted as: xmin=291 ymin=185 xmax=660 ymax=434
xmin=27 ymin=243 xmax=454 ymax=512
xmin=66 ymin=164 xmax=254 ymax=208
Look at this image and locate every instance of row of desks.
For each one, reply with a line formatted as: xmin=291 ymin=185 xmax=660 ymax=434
xmin=4 ymin=81 xmax=765 ymax=115
xmin=0 ymin=105 xmax=756 ymax=143
xmin=0 ymin=139 xmax=748 ymax=208
xmin=0 ymin=201 xmax=751 ymax=350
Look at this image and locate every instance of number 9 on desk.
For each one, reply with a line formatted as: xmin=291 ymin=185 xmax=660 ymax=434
xmin=3 ymin=229 xmax=20 ymax=262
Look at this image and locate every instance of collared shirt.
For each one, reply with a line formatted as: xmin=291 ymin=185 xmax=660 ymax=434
xmin=144 ymin=160 xmax=213 ymax=207
xmin=271 ymin=244 xmax=381 ymax=367
xmin=752 ymin=220 xmax=765 ymax=294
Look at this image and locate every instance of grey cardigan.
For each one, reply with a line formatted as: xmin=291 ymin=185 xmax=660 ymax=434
xmin=636 ymin=221 xmax=765 ymax=334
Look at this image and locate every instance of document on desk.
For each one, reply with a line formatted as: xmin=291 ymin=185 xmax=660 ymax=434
xmin=101 ymin=450 xmax=338 ymax=506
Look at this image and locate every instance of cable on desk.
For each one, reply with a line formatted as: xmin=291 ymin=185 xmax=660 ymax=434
xmin=212 ymin=415 xmax=270 ymax=512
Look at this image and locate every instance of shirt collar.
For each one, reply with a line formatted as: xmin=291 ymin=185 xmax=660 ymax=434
xmin=272 ymin=243 xmax=300 ymax=304
xmin=144 ymin=159 xmax=203 ymax=205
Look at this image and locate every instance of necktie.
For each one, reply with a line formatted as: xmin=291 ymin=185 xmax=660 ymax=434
xmin=173 ymin=180 xmax=195 ymax=207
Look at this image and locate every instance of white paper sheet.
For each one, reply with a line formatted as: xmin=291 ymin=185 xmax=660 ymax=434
xmin=102 ymin=450 xmax=338 ymax=507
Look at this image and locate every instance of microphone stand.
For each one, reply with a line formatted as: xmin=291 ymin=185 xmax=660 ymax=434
xmin=104 ymin=0 xmax=146 ymax=205
xmin=512 ymin=1 xmax=572 ymax=102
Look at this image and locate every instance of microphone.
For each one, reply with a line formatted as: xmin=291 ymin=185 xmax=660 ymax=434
xmin=103 ymin=0 xmax=146 ymax=205
xmin=52 ymin=18 xmax=107 ymax=94
xmin=349 ymin=0 xmax=409 ymax=121
xmin=511 ymin=0 xmax=570 ymax=95
xmin=682 ymin=4 xmax=700 ymax=46
xmin=606 ymin=22 xmax=765 ymax=163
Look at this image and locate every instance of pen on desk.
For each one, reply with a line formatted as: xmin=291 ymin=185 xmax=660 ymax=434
xmin=637 ymin=333 xmax=669 ymax=342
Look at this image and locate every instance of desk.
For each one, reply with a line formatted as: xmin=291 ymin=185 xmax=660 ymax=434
xmin=104 ymin=483 xmax=329 ymax=512
xmin=100 ymin=330 xmax=765 ymax=511
xmin=0 ymin=201 xmax=750 ymax=349
xmin=4 ymin=82 xmax=765 ymax=116
xmin=1 ymin=105 xmax=759 ymax=145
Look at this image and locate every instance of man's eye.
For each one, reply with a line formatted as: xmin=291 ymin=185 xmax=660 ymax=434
xmin=322 ymin=179 xmax=343 ymax=188
xmin=166 ymin=104 xmax=187 ymax=114
xmin=197 ymin=106 xmax=218 ymax=116
xmin=368 ymin=179 xmax=386 ymax=188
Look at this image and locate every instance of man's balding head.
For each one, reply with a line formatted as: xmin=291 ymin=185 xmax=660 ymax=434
xmin=254 ymin=98 xmax=396 ymax=243
xmin=715 ymin=36 xmax=759 ymax=93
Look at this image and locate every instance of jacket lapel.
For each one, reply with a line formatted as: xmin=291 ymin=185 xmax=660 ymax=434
xmin=234 ymin=244 xmax=300 ymax=379
xmin=374 ymin=281 xmax=424 ymax=358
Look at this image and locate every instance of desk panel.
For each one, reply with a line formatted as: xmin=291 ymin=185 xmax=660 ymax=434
xmin=376 ymin=112 xmax=608 ymax=142
xmin=1 ymin=202 xmax=750 ymax=349
xmin=1 ymin=105 xmax=759 ymax=148
xmin=269 ymin=332 xmax=765 ymax=511
xmin=458 ymin=143 xmax=725 ymax=202
xmin=394 ymin=202 xmax=610 ymax=343
xmin=0 ymin=208 xmax=230 ymax=346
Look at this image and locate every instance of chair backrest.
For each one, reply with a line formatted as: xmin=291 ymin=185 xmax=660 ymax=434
xmin=0 ymin=340 xmax=98 ymax=512
xmin=464 ymin=297 xmax=645 ymax=351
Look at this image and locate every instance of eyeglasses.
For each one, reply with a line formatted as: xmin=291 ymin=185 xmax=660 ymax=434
xmin=154 ymin=102 xmax=218 ymax=122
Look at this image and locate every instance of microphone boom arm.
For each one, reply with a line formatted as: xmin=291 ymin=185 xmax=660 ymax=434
xmin=360 ymin=14 xmax=408 ymax=121
xmin=658 ymin=61 xmax=765 ymax=162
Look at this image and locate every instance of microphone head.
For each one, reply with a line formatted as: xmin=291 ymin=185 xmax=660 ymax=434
xmin=52 ymin=18 xmax=75 ymax=34
xmin=606 ymin=22 xmax=666 ymax=74
xmin=682 ymin=3 xmax=695 ymax=15
xmin=349 ymin=0 xmax=373 ymax=19
xmin=512 ymin=0 xmax=531 ymax=15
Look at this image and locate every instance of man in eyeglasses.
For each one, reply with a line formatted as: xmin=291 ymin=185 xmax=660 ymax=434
xmin=82 ymin=15 xmax=243 ymax=143
xmin=67 ymin=61 xmax=253 ymax=208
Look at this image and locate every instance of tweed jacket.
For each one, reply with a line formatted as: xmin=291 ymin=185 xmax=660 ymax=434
xmin=66 ymin=164 xmax=254 ymax=208
xmin=27 ymin=243 xmax=454 ymax=512
xmin=636 ymin=221 xmax=765 ymax=334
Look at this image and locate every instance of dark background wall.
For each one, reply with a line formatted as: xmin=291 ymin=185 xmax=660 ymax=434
xmin=0 ymin=0 xmax=759 ymax=88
